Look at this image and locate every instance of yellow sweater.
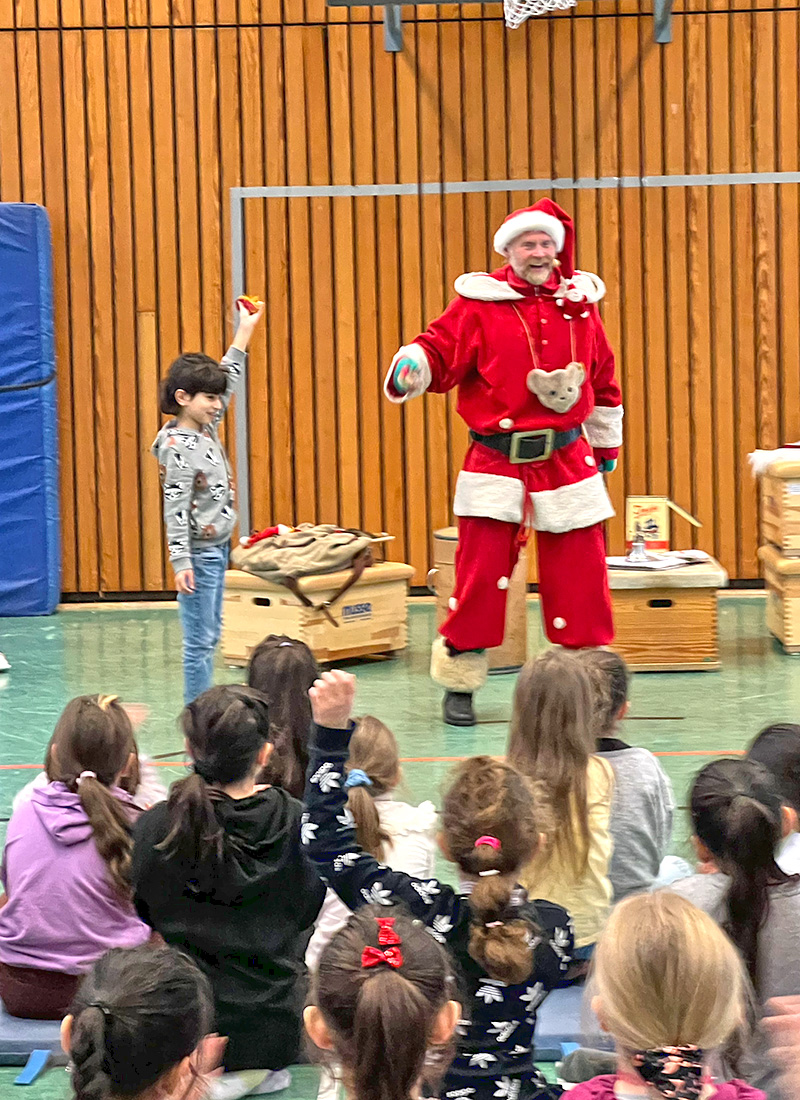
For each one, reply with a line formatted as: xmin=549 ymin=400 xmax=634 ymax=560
xmin=518 ymin=754 xmax=615 ymax=948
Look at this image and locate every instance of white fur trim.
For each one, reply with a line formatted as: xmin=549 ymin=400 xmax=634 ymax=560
xmin=384 ymin=344 xmax=432 ymax=404
xmin=749 ymin=447 xmax=800 ymax=476
xmin=584 ymin=404 xmax=624 ymax=448
xmin=430 ymin=636 xmax=489 ymax=692
xmin=497 ymin=576 xmax=509 ymax=590
xmin=453 ymin=471 xmax=526 ymax=524
xmin=493 ymin=212 xmax=565 ymax=256
xmin=553 ymin=617 xmax=567 ymax=630
xmin=571 ymin=270 xmax=606 ymax=304
xmin=454 ymin=272 xmax=524 ymax=302
xmin=531 ymin=473 xmax=615 ymax=533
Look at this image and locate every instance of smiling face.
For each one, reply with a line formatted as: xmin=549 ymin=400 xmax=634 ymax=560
xmin=506 ymin=230 xmax=558 ymax=285
xmin=175 ymin=390 xmax=223 ymax=430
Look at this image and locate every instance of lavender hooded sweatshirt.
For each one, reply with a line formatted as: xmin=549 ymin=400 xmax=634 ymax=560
xmin=0 ymin=782 xmax=151 ymax=974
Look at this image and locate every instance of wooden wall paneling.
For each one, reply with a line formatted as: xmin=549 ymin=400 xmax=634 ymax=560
xmin=683 ymin=14 xmax=715 ymax=556
xmin=483 ymin=21 xmax=509 ymax=236
xmin=706 ymin=12 xmax=737 ymax=569
xmin=196 ymin=28 xmax=224 ymax=364
xmin=304 ymin=28 xmax=340 ymax=522
xmin=572 ymin=17 xmax=597 ymax=267
xmin=106 ymin=28 xmax=144 ymax=589
xmin=17 ymin=33 xmax=43 ymax=204
xmin=283 ymin=27 xmax=317 ymax=522
xmin=730 ymin=13 xmax=757 ymax=576
xmin=0 ymin=1 xmax=12 ymax=26
xmin=261 ymin=27 xmax=294 ymax=524
xmin=396 ymin=27 xmax=429 ymax=580
xmin=776 ymin=10 xmax=800 ymax=448
xmin=461 ymin=22 xmax=489 ymax=275
xmin=372 ymin=23 xmax=407 ymax=560
xmin=328 ymin=25 xmax=362 ymax=530
xmin=549 ymin=19 xmax=573 ymax=186
xmin=15 ymin=0 xmax=35 ymax=26
xmin=173 ymin=29 xmax=203 ymax=352
xmin=38 ymin=0 xmax=58 ymax=25
xmin=84 ymin=0 xmax=105 ymax=25
xmin=128 ymin=0 xmax=151 ymax=26
xmin=418 ymin=21 xmax=451 ymax=544
xmin=85 ymin=29 xmax=122 ymax=590
xmin=107 ymin=0 xmax=126 ymax=26
xmin=150 ymin=0 xmax=172 ymax=26
xmin=60 ymin=0 xmax=83 ymax=27
xmin=0 ymin=33 xmax=21 ymax=197
xmin=38 ymin=30 xmax=78 ymax=592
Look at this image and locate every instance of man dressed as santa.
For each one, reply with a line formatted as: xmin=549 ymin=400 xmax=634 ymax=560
xmin=385 ymin=199 xmax=623 ymax=726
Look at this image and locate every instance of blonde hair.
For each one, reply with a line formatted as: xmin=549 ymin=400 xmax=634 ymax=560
xmin=594 ymin=893 xmax=747 ymax=1054
xmin=345 ymin=717 xmax=401 ymax=861
xmin=507 ymin=649 xmax=595 ymax=876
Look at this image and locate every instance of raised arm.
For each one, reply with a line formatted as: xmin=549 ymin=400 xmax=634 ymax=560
xmin=384 ymin=295 xmax=481 ymax=404
xmin=215 ymin=299 xmax=265 ymax=419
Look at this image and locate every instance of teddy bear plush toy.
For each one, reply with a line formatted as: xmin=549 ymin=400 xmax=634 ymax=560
xmin=527 ymin=361 xmax=585 ymax=413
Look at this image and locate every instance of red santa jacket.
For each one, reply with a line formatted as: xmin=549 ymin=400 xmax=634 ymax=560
xmin=383 ymin=265 xmax=624 ymax=534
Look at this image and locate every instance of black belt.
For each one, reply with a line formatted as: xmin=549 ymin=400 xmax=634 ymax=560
xmin=470 ymin=426 xmax=582 ymax=464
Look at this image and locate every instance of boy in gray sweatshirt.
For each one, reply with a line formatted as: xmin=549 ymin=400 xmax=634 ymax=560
xmin=152 ymin=301 xmax=263 ymax=703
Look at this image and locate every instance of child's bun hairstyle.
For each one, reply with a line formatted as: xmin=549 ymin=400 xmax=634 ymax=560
xmin=159 ymin=685 xmax=271 ymax=875
xmin=48 ymin=694 xmax=136 ymax=898
xmin=593 ymin=892 xmax=746 ymax=1058
xmin=577 ymin=648 xmax=630 ymax=737
xmin=747 ymin=722 xmax=800 ymax=816
xmin=690 ymin=757 xmax=798 ymax=987
xmin=68 ymin=943 xmax=214 ymax=1100
xmin=159 ymin=353 xmax=227 ymax=416
xmin=344 ymin=716 xmax=401 ymax=861
xmin=312 ymin=906 xmax=455 ymax=1100
xmin=246 ymin=634 xmax=319 ymax=799
xmin=441 ymin=756 xmax=542 ymax=985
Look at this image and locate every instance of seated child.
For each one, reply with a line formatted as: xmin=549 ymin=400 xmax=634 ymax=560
xmin=567 ymin=891 xmax=763 ymax=1100
xmin=747 ymin=723 xmax=800 ymax=875
xmin=247 ymin=633 xmax=320 ymax=799
xmin=63 ymin=942 xmax=222 ymax=1100
xmin=306 ymin=714 xmax=437 ymax=970
xmin=305 ymin=670 xmax=574 ymax=1100
xmin=577 ymin=649 xmax=676 ymax=899
xmin=305 ymin=907 xmax=460 ymax=1100
xmin=507 ymin=650 xmax=614 ymax=961
xmin=0 ymin=695 xmax=152 ymax=1019
xmin=132 ymin=684 xmax=326 ymax=1100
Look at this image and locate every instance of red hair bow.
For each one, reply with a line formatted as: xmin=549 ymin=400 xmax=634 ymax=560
xmin=361 ymin=945 xmax=404 ymax=969
xmin=376 ymin=918 xmax=402 ymax=946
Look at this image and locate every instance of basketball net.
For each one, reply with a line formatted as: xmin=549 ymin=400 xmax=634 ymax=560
xmin=504 ymin=0 xmax=575 ymax=29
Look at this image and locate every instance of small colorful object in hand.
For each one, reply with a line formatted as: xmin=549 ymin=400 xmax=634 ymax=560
xmin=236 ymin=294 xmax=264 ymax=315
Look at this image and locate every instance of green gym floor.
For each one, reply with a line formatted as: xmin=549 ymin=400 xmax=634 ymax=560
xmin=0 ymin=594 xmax=795 ymax=1096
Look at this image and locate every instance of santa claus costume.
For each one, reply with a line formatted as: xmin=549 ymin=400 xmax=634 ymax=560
xmin=385 ymin=199 xmax=623 ymax=725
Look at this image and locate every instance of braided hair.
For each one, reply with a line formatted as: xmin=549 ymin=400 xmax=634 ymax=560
xmin=68 ymin=943 xmax=213 ymax=1100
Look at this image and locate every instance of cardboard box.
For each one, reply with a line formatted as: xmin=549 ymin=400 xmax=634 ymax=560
xmin=625 ymin=496 xmax=701 ymax=552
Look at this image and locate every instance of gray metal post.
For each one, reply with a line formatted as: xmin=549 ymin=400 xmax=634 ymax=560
xmin=229 ymin=189 xmax=251 ymax=538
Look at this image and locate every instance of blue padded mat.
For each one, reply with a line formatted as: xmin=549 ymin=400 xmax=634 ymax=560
xmin=0 ymin=203 xmax=60 ymax=615
xmin=533 ymin=984 xmax=611 ymax=1061
xmin=0 ymin=1004 xmax=63 ymax=1066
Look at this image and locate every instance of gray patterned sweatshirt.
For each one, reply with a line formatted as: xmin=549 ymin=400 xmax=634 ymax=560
xmin=151 ymin=345 xmax=245 ymax=576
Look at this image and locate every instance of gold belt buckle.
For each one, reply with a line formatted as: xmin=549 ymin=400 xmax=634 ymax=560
xmin=508 ymin=429 xmax=555 ymax=464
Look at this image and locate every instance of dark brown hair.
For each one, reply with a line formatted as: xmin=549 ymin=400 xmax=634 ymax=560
xmin=747 ymin=723 xmax=800 ymax=816
xmin=247 ymin=634 xmax=319 ymax=799
xmin=577 ymin=648 xmax=630 ymax=738
xmin=507 ymin=649 xmax=595 ymax=877
xmin=48 ymin=694 xmax=136 ymax=898
xmin=690 ymin=758 xmax=799 ymax=990
xmin=68 ymin=943 xmax=214 ymax=1100
xmin=159 ymin=353 xmax=226 ymax=416
xmin=442 ymin=756 xmax=542 ymax=984
xmin=158 ymin=685 xmax=271 ymax=879
xmin=344 ymin=716 xmax=401 ymax=861
xmin=312 ymin=906 xmax=455 ymax=1100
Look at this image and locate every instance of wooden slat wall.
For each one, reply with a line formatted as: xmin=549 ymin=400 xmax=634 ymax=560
xmin=1 ymin=0 xmax=797 ymax=592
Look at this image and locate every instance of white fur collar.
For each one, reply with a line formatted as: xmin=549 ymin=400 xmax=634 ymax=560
xmin=454 ymin=272 xmax=524 ymax=301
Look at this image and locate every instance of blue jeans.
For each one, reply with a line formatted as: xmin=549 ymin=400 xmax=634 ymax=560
xmin=177 ymin=543 xmax=229 ymax=704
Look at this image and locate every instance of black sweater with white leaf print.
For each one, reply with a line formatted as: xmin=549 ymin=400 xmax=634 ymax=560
xmin=304 ymin=723 xmax=574 ymax=1100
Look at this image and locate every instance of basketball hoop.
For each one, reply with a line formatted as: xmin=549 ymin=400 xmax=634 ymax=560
xmin=503 ymin=0 xmax=575 ymax=29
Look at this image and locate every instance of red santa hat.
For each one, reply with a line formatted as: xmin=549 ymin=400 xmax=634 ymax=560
xmin=493 ymin=198 xmax=576 ymax=277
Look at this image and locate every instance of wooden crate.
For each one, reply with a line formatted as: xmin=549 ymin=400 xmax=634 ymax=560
xmin=222 ymin=561 xmax=415 ymax=665
xmin=608 ymin=558 xmax=728 ymax=671
xmin=759 ymin=544 xmax=800 ymax=654
xmin=429 ymin=526 xmax=528 ymax=672
xmin=760 ymin=460 xmax=800 ymax=557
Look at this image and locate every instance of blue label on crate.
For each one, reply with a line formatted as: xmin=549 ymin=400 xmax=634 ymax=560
xmin=342 ymin=602 xmax=372 ymax=621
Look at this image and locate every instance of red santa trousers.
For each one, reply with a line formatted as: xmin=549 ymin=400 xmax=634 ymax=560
xmin=443 ymin=516 xmax=613 ymax=650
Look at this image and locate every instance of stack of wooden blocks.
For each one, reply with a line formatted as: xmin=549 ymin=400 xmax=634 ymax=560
xmin=758 ymin=460 xmax=800 ymax=654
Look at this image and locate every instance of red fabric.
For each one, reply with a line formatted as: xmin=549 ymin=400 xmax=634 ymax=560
xmin=565 ymin=1076 xmax=765 ymax=1100
xmin=413 ymin=266 xmax=620 ymax=437
xmin=593 ymin=448 xmax=619 ymax=464
xmin=442 ymin=516 xmax=612 ymax=651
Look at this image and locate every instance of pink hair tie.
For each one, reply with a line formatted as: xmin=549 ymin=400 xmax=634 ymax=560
xmin=474 ymin=835 xmax=501 ymax=851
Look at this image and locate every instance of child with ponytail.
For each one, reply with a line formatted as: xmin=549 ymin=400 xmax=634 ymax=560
xmin=64 ymin=943 xmax=223 ymax=1100
xmin=305 ymin=907 xmax=460 ymax=1100
xmin=0 ymin=695 xmax=151 ymax=1019
xmin=567 ymin=892 xmax=763 ymax=1100
xmin=304 ymin=671 xmax=573 ymax=1100
xmin=671 ymin=758 xmax=800 ymax=1002
xmin=132 ymin=684 xmax=325 ymax=1100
